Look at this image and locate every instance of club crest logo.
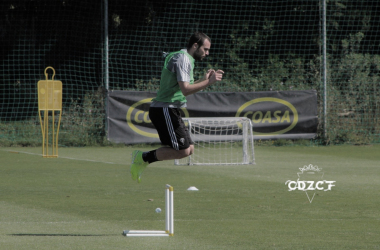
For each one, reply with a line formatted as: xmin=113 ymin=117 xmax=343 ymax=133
xmin=179 ymin=138 xmax=185 ymax=145
xmin=285 ymin=164 xmax=335 ymax=203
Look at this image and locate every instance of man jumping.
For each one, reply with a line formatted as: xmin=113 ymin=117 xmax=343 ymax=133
xmin=130 ymin=32 xmax=224 ymax=183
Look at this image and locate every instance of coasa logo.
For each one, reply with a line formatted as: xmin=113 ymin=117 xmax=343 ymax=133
xmin=126 ymin=98 xmax=189 ymax=138
xmin=235 ymin=97 xmax=298 ymax=135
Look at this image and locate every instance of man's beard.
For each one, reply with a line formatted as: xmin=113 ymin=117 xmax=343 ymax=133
xmin=193 ymin=48 xmax=204 ymax=61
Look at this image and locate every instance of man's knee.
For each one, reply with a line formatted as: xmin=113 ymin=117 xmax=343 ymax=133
xmin=178 ymin=145 xmax=194 ymax=158
xmin=189 ymin=144 xmax=194 ymax=155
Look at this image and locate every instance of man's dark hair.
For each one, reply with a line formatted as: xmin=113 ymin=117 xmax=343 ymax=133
xmin=186 ymin=32 xmax=211 ymax=50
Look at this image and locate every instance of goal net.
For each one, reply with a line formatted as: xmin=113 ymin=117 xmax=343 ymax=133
xmin=174 ymin=117 xmax=255 ymax=166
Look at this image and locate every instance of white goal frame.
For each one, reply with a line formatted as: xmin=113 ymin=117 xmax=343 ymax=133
xmin=174 ymin=117 xmax=255 ymax=166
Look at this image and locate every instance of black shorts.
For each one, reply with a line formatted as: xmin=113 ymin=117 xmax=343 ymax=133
xmin=149 ymin=107 xmax=194 ymax=150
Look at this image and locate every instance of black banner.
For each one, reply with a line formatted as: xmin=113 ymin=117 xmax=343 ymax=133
xmin=107 ymin=90 xmax=318 ymax=143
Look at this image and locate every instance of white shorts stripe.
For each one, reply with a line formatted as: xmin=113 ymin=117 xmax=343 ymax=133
xmin=163 ymin=108 xmax=179 ymax=150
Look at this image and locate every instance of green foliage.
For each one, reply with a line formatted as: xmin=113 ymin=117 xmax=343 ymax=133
xmin=324 ymin=32 xmax=380 ymax=145
xmin=1 ymin=1 xmax=380 ymax=146
xmin=60 ymin=88 xmax=107 ymax=146
xmin=0 ymin=88 xmax=108 ymax=147
xmin=134 ymin=78 xmax=160 ymax=91
xmin=202 ymin=19 xmax=316 ymax=92
xmin=0 ymin=119 xmax=40 ymax=147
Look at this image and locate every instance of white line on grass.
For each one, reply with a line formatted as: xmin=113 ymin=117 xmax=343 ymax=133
xmin=2 ymin=150 xmax=117 ymax=165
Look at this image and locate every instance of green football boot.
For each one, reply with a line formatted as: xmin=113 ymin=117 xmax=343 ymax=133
xmin=130 ymin=150 xmax=148 ymax=183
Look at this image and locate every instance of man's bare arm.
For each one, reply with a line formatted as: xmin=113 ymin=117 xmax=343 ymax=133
xmin=179 ymin=69 xmax=224 ymax=96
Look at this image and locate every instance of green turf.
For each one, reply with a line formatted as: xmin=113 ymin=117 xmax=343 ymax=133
xmin=0 ymin=145 xmax=379 ymax=249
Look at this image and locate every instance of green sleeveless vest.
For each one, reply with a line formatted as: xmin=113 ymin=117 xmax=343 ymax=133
xmin=153 ymin=50 xmax=194 ymax=103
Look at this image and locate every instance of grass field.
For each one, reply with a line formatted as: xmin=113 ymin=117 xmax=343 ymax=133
xmin=0 ymin=145 xmax=379 ymax=249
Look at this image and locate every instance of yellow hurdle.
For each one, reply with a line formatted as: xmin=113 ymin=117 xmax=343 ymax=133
xmin=37 ymin=67 xmax=62 ymax=158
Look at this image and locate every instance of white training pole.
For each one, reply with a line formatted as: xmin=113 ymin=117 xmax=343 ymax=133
xmin=169 ymin=185 xmax=174 ymax=236
xmin=123 ymin=184 xmax=174 ymax=237
xmin=123 ymin=230 xmax=169 ymax=237
xmin=165 ymin=185 xmax=170 ymax=232
xmin=126 ymin=234 xmax=170 ymax=237
xmin=124 ymin=230 xmax=167 ymax=234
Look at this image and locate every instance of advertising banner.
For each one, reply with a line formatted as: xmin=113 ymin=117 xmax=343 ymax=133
xmin=107 ymin=90 xmax=318 ymax=144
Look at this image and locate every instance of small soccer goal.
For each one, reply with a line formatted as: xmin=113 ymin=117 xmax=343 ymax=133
xmin=175 ymin=117 xmax=255 ymax=165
